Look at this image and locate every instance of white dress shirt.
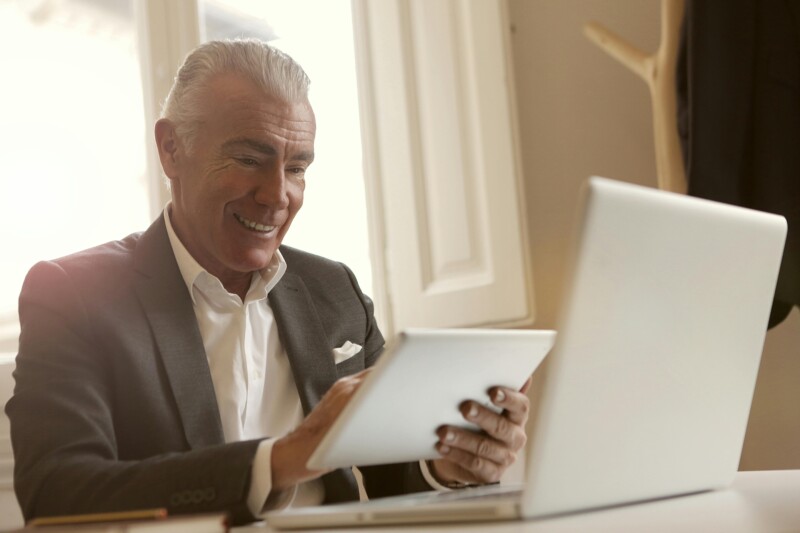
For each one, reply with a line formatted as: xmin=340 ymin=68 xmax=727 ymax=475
xmin=164 ymin=208 xmax=444 ymax=516
xmin=164 ymin=208 xmax=323 ymax=515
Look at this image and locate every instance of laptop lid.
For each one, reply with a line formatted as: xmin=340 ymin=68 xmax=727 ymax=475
xmin=521 ymin=176 xmax=787 ymax=517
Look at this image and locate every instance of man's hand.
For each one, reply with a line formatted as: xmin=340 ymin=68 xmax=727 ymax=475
xmin=429 ymin=377 xmax=532 ymax=486
xmin=271 ymin=369 xmax=371 ymax=491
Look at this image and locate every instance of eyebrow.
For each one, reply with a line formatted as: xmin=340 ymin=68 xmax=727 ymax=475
xmin=221 ymin=138 xmax=315 ymax=162
xmin=222 ymin=138 xmax=277 ymax=156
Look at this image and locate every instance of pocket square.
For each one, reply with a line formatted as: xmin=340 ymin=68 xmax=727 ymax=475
xmin=332 ymin=341 xmax=362 ymax=364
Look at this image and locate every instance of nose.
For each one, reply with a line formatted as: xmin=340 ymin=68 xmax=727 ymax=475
xmin=253 ymin=167 xmax=290 ymax=209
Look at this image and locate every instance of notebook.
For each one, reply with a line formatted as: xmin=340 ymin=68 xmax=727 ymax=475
xmin=266 ymin=176 xmax=787 ymax=529
xmin=308 ymin=328 xmax=556 ymax=470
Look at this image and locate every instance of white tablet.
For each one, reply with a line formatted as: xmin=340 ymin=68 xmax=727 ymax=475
xmin=307 ymin=328 xmax=556 ymax=470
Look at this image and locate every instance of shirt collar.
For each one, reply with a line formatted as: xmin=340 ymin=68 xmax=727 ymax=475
xmin=163 ymin=204 xmax=287 ymax=305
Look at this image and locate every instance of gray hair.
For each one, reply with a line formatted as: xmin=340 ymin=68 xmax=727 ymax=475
xmin=161 ymin=39 xmax=311 ymax=151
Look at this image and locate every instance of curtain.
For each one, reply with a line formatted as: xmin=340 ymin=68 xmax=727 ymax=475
xmin=678 ymin=0 xmax=800 ymax=327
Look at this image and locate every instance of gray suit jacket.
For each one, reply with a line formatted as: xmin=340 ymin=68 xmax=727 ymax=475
xmin=6 ymin=215 xmax=429 ymax=525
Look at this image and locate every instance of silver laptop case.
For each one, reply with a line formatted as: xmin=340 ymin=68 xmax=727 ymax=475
xmin=522 ymin=176 xmax=786 ymax=517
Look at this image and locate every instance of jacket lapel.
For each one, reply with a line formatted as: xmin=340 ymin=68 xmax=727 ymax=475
xmin=269 ymin=272 xmax=337 ymax=417
xmin=269 ymin=270 xmax=361 ymax=501
xmin=133 ymin=215 xmax=225 ymax=449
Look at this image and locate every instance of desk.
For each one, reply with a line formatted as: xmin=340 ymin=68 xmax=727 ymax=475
xmin=236 ymin=470 xmax=800 ymax=532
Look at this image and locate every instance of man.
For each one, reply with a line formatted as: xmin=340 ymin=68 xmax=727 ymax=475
xmin=6 ymin=40 xmax=530 ymax=525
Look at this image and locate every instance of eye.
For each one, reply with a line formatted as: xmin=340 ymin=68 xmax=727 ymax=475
xmin=287 ymin=166 xmax=307 ymax=179
xmin=236 ymin=157 xmax=259 ymax=167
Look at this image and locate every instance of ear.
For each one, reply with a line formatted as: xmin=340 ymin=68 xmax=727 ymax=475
xmin=154 ymin=119 xmax=181 ymax=181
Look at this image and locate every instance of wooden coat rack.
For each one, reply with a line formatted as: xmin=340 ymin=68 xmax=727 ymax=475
xmin=584 ymin=0 xmax=687 ymax=194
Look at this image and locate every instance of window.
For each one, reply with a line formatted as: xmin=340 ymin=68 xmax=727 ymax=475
xmin=0 ymin=0 xmax=150 ymax=353
xmin=1 ymin=0 xmax=531 ymax=348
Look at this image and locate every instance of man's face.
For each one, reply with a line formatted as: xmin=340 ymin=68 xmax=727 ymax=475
xmin=163 ymin=73 xmax=315 ymax=288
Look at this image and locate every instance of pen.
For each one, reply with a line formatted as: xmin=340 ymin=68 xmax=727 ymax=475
xmin=28 ymin=508 xmax=168 ymax=527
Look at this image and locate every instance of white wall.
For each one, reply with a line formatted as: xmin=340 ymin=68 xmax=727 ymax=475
xmin=507 ymin=0 xmax=800 ymax=470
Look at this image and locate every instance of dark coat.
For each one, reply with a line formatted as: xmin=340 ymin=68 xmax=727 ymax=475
xmin=6 ymin=215 xmax=428 ymax=525
xmin=678 ymin=0 xmax=800 ymax=326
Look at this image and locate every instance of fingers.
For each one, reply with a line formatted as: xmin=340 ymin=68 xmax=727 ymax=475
xmin=434 ymin=442 xmax=506 ymax=484
xmin=430 ymin=381 xmax=533 ymax=486
xmin=301 ymin=369 xmax=374 ymax=438
xmin=273 ymin=369 xmax=375 ymax=491
xmin=440 ymin=385 xmax=530 ymax=457
xmin=321 ymin=368 xmax=370 ymax=399
xmin=487 ymin=386 xmax=530 ymax=426
xmin=313 ymin=368 xmax=373 ymax=419
xmin=436 ymin=426 xmax=517 ymax=467
xmin=276 ymin=369 xmax=374 ymax=486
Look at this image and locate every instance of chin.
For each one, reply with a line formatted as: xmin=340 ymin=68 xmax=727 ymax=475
xmin=232 ymin=249 xmax=277 ymax=273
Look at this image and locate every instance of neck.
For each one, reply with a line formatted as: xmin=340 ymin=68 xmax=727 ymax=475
xmin=221 ymin=274 xmax=252 ymax=301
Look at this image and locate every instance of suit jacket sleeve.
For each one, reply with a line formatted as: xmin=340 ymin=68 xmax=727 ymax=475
xmin=6 ymin=260 xmax=261 ymax=525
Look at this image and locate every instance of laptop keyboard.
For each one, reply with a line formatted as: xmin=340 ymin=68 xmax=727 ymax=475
xmin=365 ymin=483 xmax=523 ymax=508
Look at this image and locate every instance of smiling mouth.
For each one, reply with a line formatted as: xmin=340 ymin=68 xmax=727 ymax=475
xmin=234 ymin=213 xmax=277 ymax=233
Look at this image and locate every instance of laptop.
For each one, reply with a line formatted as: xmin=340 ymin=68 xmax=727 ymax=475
xmin=267 ymin=176 xmax=787 ymax=528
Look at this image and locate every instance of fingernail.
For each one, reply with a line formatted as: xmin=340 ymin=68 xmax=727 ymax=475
xmin=445 ymin=431 xmax=455 ymax=443
xmin=468 ymin=405 xmax=478 ymax=419
xmin=494 ymin=389 xmax=506 ymax=403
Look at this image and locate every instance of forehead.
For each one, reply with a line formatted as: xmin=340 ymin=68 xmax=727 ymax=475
xmin=199 ymin=72 xmax=316 ymax=145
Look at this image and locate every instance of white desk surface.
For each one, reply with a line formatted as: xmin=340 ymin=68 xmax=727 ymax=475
xmin=237 ymin=470 xmax=800 ymax=533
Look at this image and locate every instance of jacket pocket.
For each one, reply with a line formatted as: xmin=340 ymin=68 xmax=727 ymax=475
xmin=334 ymin=349 xmax=365 ymax=378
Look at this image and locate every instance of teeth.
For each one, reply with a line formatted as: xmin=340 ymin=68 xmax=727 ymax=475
xmin=235 ymin=214 xmax=276 ymax=233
